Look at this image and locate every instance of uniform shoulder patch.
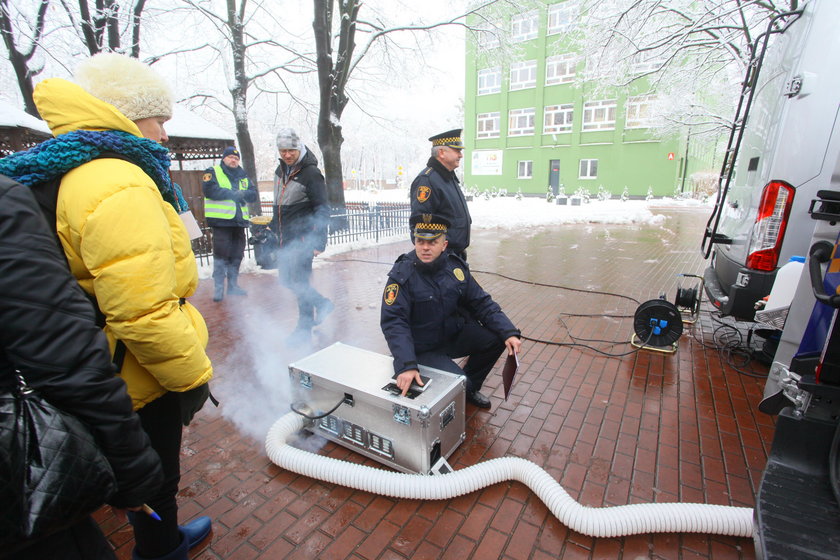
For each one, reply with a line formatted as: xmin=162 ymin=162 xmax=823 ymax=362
xmin=416 ymin=185 xmax=431 ymax=203
xmin=384 ymin=283 xmax=399 ymax=305
xmin=202 ymin=172 xmax=212 ymax=182
xmin=453 ymin=268 xmax=465 ymax=282
xmin=424 ymin=167 xmax=433 ymax=175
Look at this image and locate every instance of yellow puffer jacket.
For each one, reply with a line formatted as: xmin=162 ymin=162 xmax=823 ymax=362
xmin=34 ymin=78 xmax=213 ymax=410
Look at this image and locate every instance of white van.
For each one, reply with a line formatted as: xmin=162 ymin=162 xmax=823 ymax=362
xmin=702 ymin=0 xmax=840 ymax=321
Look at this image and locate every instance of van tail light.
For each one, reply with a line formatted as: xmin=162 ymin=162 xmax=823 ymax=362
xmin=746 ymin=180 xmax=795 ymax=271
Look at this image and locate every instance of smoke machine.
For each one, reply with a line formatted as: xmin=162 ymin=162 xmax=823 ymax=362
xmin=287 ymin=342 xmax=466 ymax=475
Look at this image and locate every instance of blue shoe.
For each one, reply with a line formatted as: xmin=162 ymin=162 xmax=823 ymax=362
xmin=180 ymin=516 xmax=212 ymax=549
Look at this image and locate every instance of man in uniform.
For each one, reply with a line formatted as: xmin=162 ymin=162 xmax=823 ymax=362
xmin=380 ymin=213 xmax=521 ymax=409
xmin=410 ymin=129 xmax=472 ymax=259
xmin=203 ymin=146 xmax=259 ymax=301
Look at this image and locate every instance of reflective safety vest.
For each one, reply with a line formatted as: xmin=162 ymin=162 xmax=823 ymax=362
xmin=204 ymin=166 xmax=250 ymax=221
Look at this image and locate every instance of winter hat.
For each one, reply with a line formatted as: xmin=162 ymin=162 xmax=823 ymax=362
xmin=222 ymin=146 xmax=240 ymax=158
xmin=74 ymin=53 xmax=173 ymax=121
xmin=276 ymin=128 xmax=302 ymax=150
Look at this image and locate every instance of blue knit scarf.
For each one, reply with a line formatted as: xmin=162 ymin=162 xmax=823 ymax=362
xmin=0 ymin=130 xmax=188 ymax=212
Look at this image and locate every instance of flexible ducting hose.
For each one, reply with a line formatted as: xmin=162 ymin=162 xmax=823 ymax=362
xmin=265 ymin=412 xmax=754 ymax=538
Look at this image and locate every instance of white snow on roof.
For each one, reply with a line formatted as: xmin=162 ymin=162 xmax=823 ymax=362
xmin=0 ymin=102 xmax=51 ymax=134
xmin=167 ymin=105 xmax=234 ymax=141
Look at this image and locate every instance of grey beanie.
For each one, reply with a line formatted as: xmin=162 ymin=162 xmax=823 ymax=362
xmin=276 ymin=128 xmax=302 ymax=150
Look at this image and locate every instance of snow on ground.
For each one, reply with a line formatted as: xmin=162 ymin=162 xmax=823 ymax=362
xmin=199 ymin=191 xmax=712 ymax=279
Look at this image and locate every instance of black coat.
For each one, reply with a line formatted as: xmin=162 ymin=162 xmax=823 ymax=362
xmin=380 ymin=250 xmax=519 ymax=374
xmin=0 ymin=175 xmax=163 ymax=509
xmin=410 ymin=157 xmax=472 ymax=254
xmin=271 ymin=148 xmax=330 ymax=252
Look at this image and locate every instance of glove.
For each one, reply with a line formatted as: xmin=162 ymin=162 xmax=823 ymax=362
xmin=232 ymin=191 xmax=244 ymax=203
xmin=178 ymin=383 xmax=210 ymax=426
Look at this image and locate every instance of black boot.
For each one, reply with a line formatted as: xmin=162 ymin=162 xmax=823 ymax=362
xmin=132 ymin=528 xmax=190 ymax=560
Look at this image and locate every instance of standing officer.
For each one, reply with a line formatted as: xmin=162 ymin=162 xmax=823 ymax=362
xmin=380 ymin=213 xmax=521 ymax=409
xmin=203 ymin=146 xmax=259 ymax=302
xmin=410 ymin=129 xmax=472 ymax=259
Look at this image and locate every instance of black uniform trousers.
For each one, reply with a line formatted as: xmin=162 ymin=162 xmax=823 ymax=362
xmin=416 ymin=319 xmax=506 ymax=393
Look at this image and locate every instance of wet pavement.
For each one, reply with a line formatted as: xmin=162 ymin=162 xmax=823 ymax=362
xmin=97 ymin=206 xmax=773 ymax=559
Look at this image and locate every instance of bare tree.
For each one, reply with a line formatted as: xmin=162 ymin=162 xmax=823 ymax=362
xmin=59 ymin=0 xmax=147 ymax=56
xmin=576 ymin=0 xmax=800 ymax=136
xmin=175 ymin=0 xmax=314 ymax=192
xmin=0 ymin=0 xmax=50 ymax=116
xmin=311 ymin=0 xmax=504 ymax=207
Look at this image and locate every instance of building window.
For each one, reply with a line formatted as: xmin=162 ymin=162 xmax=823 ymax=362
xmin=547 ymin=1 xmax=579 ymax=35
xmin=509 ymin=60 xmax=537 ymax=91
xmin=508 ymin=108 xmax=535 ymax=136
xmin=477 ymin=29 xmax=501 ymax=50
xmin=477 ymin=67 xmax=502 ymax=95
xmin=626 ymin=95 xmax=657 ymax=129
xmin=511 ymin=10 xmax=539 ymax=42
xmin=544 ymin=104 xmax=574 ymax=134
xmin=631 ymin=51 xmax=667 ymax=75
xmin=579 ymin=159 xmax=598 ymax=179
xmin=476 ymin=112 xmax=501 ymax=138
xmin=545 ymin=53 xmax=576 ymax=85
xmin=518 ymin=160 xmax=533 ymax=179
xmin=582 ymin=99 xmax=617 ymax=131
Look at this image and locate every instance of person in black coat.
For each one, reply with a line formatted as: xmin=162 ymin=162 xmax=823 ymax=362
xmin=270 ymin=128 xmax=333 ymax=345
xmin=0 ymin=175 xmax=164 ymax=559
xmin=410 ymin=129 xmax=472 ymax=259
xmin=380 ymin=213 xmax=522 ymax=409
xmin=202 ymin=146 xmax=259 ymax=301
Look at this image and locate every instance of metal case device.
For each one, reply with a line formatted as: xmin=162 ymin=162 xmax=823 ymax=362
xmin=288 ymin=342 xmax=466 ymax=474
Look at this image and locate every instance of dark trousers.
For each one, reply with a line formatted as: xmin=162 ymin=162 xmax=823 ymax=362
xmin=133 ymin=392 xmax=183 ymax=558
xmin=212 ymin=227 xmax=245 ymax=289
xmin=416 ymin=320 xmax=506 ymax=392
xmin=6 ymin=516 xmax=116 ymax=560
xmin=278 ymin=243 xmax=327 ymax=329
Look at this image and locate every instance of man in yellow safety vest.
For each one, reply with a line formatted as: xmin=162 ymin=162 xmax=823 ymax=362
xmin=202 ymin=146 xmax=259 ymax=301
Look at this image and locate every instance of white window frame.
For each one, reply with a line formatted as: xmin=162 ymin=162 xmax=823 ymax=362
xmin=518 ymin=160 xmax=533 ymax=179
xmin=476 ymin=112 xmax=501 ymax=139
xmin=545 ymin=53 xmax=576 ymax=85
xmin=544 ymin=104 xmax=574 ymax=134
xmin=579 ymin=159 xmax=598 ymax=179
xmin=625 ymin=95 xmax=657 ymax=129
xmin=477 ymin=29 xmax=501 ymax=50
xmin=508 ymin=108 xmax=535 ymax=136
xmin=630 ymin=51 xmax=667 ymax=75
xmin=477 ymin=67 xmax=502 ymax=95
xmin=509 ymin=60 xmax=537 ymax=91
xmin=582 ymin=99 xmax=617 ymax=131
xmin=511 ymin=10 xmax=539 ymax=42
xmin=547 ymin=1 xmax=579 ymax=35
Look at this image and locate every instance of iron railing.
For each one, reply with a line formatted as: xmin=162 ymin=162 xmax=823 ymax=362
xmin=192 ymin=201 xmax=411 ymax=266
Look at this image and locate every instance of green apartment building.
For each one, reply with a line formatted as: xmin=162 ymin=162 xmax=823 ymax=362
xmin=464 ymin=1 xmax=716 ymax=198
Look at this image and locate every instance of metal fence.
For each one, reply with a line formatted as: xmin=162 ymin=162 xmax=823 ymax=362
xmin=191 ymin=201 xmax=411 ymax=266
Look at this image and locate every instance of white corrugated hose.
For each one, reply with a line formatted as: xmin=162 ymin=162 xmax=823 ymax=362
xmin=265 ymin=412 xmax=754 ymax=538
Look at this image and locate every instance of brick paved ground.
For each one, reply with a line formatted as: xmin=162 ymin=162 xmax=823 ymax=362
xmin=98 ymin=206 xmax=775 ymax=559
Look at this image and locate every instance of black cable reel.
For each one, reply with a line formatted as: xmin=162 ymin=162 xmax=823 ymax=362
xmin=633 ymin=296 xmax=684 ymax=347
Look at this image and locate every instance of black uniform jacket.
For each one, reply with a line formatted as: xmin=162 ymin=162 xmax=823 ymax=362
xmin=202 ymin=162 xmax=259 ymax=228
xmin=410 ymin=157 xmax=472 ymax=254
xmin=271 ymin=148 xmax=330 ymax=252
xmin=0 ymin=175 xmax=163 ymax=509
xmin=380 ymin=250 xmax=520 ymax=375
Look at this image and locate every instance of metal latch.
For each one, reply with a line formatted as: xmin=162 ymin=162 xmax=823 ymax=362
xmin=392 ymin=404 xmax=411 ymax=425
xmin=778 ymin=367 xmax=811 ymax=415
xmin=783 ymin=75 xmax=802 ymax=97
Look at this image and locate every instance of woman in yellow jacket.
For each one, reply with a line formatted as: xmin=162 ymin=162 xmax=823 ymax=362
xmin=0 ymin=54 xmax=213 ymax=560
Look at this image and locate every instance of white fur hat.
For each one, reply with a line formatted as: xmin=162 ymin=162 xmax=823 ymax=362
xmin=276 ymin=128 xmax=302 ymax=150
xmin=74 ymin=53 xmax=173 ymax=121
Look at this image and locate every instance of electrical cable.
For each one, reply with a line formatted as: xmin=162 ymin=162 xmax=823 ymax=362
xmin=290 ymin=395 xmax=345 ymax=420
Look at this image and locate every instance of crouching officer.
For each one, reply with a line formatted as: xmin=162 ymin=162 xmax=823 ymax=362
xmin=380 ymin=213 xmax=521 ymax=409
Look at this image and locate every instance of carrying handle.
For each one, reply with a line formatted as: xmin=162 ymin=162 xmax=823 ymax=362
xmin=808 ymin=241 xmax=840 ymax=308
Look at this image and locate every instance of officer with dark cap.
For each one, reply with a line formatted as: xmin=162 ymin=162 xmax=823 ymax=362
xmin=203 ymin=146 xmax=259 ymax=301
xmin=410 ymin=129 xmax=472 ymax=259
xmin=381 ymin=213 xmax=522 ymax=409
